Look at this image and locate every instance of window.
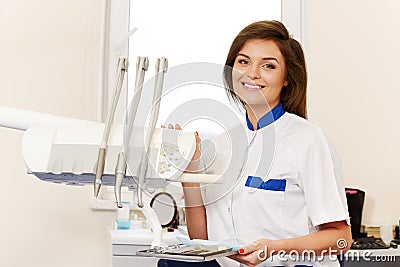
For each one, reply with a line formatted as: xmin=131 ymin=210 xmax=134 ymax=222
xmin=100 ymin=0 xmax=304 ymax=133
xmin=128 ymin=0 xmax=281 ymax=68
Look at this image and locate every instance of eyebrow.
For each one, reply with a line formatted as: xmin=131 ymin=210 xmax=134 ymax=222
xmin=237 ymin=53 xmax=280 ymax=64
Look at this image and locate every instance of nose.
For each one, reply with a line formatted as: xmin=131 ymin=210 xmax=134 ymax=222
xmin=245 ymin=65 xmax=260 ymax=79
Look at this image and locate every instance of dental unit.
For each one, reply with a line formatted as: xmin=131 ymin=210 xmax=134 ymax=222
xmin=0 ymin=56 xmax=223 ymax=249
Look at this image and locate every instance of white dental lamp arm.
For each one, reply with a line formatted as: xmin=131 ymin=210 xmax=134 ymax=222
xmin=0 ymin=106 xmax=97 ymax=131
xmin=0 ymin=105 xmax=207 ymax=187
xmin=0 ymin=104 xmax=221 ymax=189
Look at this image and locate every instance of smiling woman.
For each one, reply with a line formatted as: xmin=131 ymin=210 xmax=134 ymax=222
xmin=182 ymin=20 xmax=352 ymax=267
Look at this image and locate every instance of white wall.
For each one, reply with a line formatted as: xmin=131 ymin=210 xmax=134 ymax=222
xmin=0 ymin=1 xmax=114 ymax=267
xmin=305 ymin=0 xmax=400 ymax=226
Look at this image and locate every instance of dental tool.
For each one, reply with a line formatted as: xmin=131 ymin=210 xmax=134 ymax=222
xmin=115 ymin=56 xmax=149 ymax=208
xmin=94 ymin=57 xmax=128 ymax=198
xmin=137 ymin=57 xmax=168 ymax=208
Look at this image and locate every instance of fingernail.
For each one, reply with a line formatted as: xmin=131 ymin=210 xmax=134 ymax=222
xmin=238 ymin=248 xmax=244 ymax=254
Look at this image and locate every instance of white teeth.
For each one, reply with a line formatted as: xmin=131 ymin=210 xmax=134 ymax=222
xmin=243 ymin=83 xmax=262 ymax=89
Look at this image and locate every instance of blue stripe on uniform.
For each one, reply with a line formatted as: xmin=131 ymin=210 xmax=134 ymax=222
xmin=245 ymin=176 xmax=287 ymax=191
xmin=246 ymin=102 xmax=285 ymax=130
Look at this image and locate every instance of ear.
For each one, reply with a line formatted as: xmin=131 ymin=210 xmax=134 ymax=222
xmin=283 ymin=80 xmax=289 ymax=87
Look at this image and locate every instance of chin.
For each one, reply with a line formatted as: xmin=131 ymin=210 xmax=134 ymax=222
xmin=234 ymin=89 xmax=269 ymax=106
xmin=239 ymin=97 xmax=270 ymax=107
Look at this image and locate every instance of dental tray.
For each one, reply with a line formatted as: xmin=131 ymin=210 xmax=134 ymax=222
xmin=136 ymin=244 xmax=238 ymax=261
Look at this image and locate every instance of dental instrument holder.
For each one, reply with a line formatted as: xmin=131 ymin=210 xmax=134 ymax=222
xmin=95 ymin=57 xmax=128 ymax=198
xmin=110 ymin=56 xmax=169 ymax=248
xmin=115 ymin=56 xmax=149 ymax=208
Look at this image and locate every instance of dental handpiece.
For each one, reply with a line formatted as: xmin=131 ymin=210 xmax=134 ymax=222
xmin=94 ymin=146 xmax=107 ymax=198
xmin=114 ymin=152 xmax=126 ymax=208
xmin=114 ymin=56 xmax=148 ymax=208
xmin=137 ymin=57 xmax=168 ymax=208
xmin=94 ymin=57 xmax=128 ymax=198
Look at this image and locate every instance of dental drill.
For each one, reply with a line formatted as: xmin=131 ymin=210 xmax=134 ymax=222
xmin=137 ymin=57 xmax=168 ymax=209
xmin=94 ymin=57 xmax=128 ymax=198
xmin=114 ymin=56 xmax=149 ymax=208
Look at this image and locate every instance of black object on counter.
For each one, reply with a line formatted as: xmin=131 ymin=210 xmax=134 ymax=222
xmin=351 ymin=237 xmax=390 ymax=250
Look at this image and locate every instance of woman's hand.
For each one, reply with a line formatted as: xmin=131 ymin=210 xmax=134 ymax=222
xmin=161 ymin=123 xmax=201 ymax=173
xmin=161 ymin=124 xmax=207 ymax=239
xmin=230 ymin=221 xmax=351 ymax=266
xmin=230 ymin=238 xmax=281 ymax=267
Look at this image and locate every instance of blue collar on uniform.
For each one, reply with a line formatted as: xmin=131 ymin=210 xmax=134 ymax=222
xmin=246 ymin=103 xmax=285 ymax=130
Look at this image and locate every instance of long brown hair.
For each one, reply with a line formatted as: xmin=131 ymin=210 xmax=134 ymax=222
xmin=223 ymin=20 xmax=308 ymax=119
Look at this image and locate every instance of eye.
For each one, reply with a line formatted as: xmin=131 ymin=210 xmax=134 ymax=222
xmin=237 ymin=58 xmax=249 ymax=65
xmin=262 ymin=63 xmax=275 ymax=69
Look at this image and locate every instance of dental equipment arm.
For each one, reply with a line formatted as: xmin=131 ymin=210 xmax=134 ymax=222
xmin=0 ymin=58 xmax=220 ymax=192
xmin=0 ymin=106 xmax=96 ymax=131
xmin=115 ymin=56 xmax=149 ymax=208
xmin=137 ymin=57 xmax=168 ymax=208
xmin=95 ymin=57 xmax=128 ymax=198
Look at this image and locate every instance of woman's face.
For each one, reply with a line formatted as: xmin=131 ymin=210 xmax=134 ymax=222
xmin=232 ymin=38 xmax=288 ymax=110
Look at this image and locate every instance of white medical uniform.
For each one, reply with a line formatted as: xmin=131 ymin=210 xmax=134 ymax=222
xmin=203 ymin=104 xmax=350 ymax=267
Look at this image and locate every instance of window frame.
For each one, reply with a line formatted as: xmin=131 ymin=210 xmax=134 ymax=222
xmin=98 ymin=0 xmax=305 ymax=121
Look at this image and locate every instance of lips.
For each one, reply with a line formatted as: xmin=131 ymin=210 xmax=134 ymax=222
xmin=241 ymin=82 xmax=265 ymax=91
